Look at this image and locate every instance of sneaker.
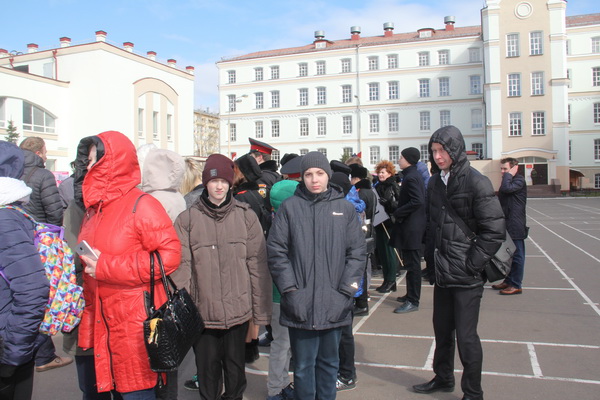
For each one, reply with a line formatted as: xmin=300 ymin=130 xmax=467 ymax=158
xmin=266 ymin=383 xmax=294 ymax=400
xmin=35 ymin=356 xmax=73 ymax=372
xmin=258 ymin=331 xmax=273 ymax=347
xmin=183 ymin=375 xmax=199 ymax=391
xmin=336 ymin=376 xmax=356 ymax=391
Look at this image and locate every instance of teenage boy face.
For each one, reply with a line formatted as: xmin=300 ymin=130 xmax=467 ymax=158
xmin=206 ymin=178 xmax=230 ymax=205
xmin=303 ymin=168 xmax=329 ymax=194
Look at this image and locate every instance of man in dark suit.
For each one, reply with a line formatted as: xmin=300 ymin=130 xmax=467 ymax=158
xmin=392 ymin=147 xmax=426 ymax=314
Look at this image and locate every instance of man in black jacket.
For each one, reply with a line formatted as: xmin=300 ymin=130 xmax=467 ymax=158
xmin=414 ymin=126 xmax=505 ymax=400
xmin=392 ymin=147 xmax=426 ymax=314
xmin=493 ymin=157 xmax=527 ymax=295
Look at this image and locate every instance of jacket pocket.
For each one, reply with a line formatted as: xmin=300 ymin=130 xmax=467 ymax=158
xmin=326 ymin=289 xmax=353 ymax=323
xmin=281 ymin=288 xmax=308 ymax=323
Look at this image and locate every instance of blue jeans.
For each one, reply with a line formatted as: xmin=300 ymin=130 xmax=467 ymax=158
xmin=288 ymin=327 xmax=343 ymax=400
xmin=120 ymin=388 xmax=155 ymax=400
xmin=505 ymin=239 xmax=525 ymax=289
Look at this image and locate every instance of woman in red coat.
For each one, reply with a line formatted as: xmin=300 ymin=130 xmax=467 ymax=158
xmin=77 ymin=131 xmax=181 ymax=399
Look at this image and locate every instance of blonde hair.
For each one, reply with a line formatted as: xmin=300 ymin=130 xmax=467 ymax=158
xmin=375 ymin=160 xmax=396 ymax=176
xmin=180 ymin=158 xmax=204 ymax=195
xmin=345 ymin=156 xmax=363 ymax=166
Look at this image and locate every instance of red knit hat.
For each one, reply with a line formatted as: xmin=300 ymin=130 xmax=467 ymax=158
xmin=202 ymin=154 xmax=234 ymax=186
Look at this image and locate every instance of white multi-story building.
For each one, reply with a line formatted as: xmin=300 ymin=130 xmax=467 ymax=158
xmin=217 ymin=0 xmax=600 ymax=192
xmin=0 ymin=31 xmax=195 ymax=171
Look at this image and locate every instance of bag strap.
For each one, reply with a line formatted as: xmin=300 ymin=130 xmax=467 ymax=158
xmin=187 ymin=209 xmax=200 ymax=300
xmin=436 ymin=178 xmax=476 ymax=242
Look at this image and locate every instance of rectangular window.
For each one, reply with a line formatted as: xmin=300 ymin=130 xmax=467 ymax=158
xmin=271 ymin=120 xmax=280 ymax=137
xmin=299 ymin=63 xmax=308 ymax=77
xmin=470 ymin=75 xmax=482 ymax=94
xmin=272 ymin=150 xmax=280 ymax=164
xmin=317 ymin=117 xmax=326 ymax=136
xmin=593 ymin=37 xmax=600 ymax=54
xmin=439 ymin=77 xmax=450 ymax=96
xmin=368 ymin=56 xmax=379 ymax=70
xmin=531 ymin=72 xmax=544 ymax=95
xmin=152 ymin=111 xmax=159 ymax=139
xmin=388 ymin=81 xmax=399 ymax=100
xmin=300 ymin=149 xmax=309 ymax=156
xmin=228 ymin=95 xmax=237 ymax=112
xmin=300 ymin=118 xmax=309 ymax=136
xmin=229 ymin=123 xmax=237 ymax=142
xmin=420 ymin=111 xmax=431 ymax=131
xmin=532 ymin=111 xmax=545 ymax=135
xmin=388 ymin=54 xmax=398 ymax=69
xmin=420 ymin=144 xmax=429 ymax=162
xmin=568 ymin=104 xmax=571 ymax=125
xmin=438 ymin=50 xmax=449 ymax=65
xmin=255 ymin=92 xmax=264 ymax=109
xmin=440 ymin=110 xmax=451 ymax=127
xmin=370 ymin=146 xmax=380 ymax=165
xmin=596 ymin=173 xmax=600 ymax=189
xmin=594 ymin=103 xmax=600 ymax=124
xmin=343 ymin=116 xmax=352 ymax=135
xmin=419 ymin=79 xmax=430 ymax=98
xmin=137 ymin=108 xmax=144 ymax=137
xmin=271 ymin=65 xmax=280 ymax=79
xmin=471 ymin=109 xmax=483 ymax=129
xmin=255 ymin=67 xmax=263 ymax=81
xmin=369 ymin=114 xmax=379 ymax=133
xmin=389 ymin=145 xmax=399 ymax=164
xmin=569 ymin=140 xmax=572 ymax=161
xmin=566 ymin=39 xmax=571 ymax=55
xmin=388 ymin=113 xmax=399 ymax=133
xmin=271 ymin=91 xmax=280 ymax=108
xmin=342 ymin=85 xmax=352 ymax=103
xmin=317 ymin=87 xmax=327 ymax=105
xmin=508 ymin=74 xmax=521 ymax=97
xmin=341 ymin=59 xmax=351 ymax=73
xmin=255 ymin=121 xmax=264 ymax=138
xmin=343 ymin=147 xmax=353 ymax=158
xmin=530 ymin=31 xmax=543 ymax=55
xmin=299 ymin=88 xmax=308 ymax=106
xmin=472 ymin=143 xmax=483 ymax=159
xmin=469 ymin=48 xmax=481 ymax=63
xmin=316 ymin=61 xmax=326 ymax=75
xmin=369 ymin=83 xmax=379 ymax=101
xmin=166 ymin=114 xmax=172 ymax=141
xmin=418 ymin=52 xmax=430 ymax=66
xmin=593 ymin=67 xmax=600 ymax=86
xmin=227 ymin=70 xmax=236 ymax=84
xmin=595 ymin=139 xmax=600 ymax=161
xmin=509 ymin=112 xmax=522 ymax=136
xmin=318 ymin=148 xmax=327 ymax=157
xmin=567 ymin=69 xmax=572 ymax=88
xmin=507 ymin=33 xmax=520 ymax=57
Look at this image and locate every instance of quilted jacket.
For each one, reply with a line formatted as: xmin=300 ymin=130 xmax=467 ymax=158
xmin=20 ymin=150 xmax=63 ymax=225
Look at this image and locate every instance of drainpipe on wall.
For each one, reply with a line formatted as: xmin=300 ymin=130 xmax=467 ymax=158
xmin=52 ymin=50 xmax=58 ymax=80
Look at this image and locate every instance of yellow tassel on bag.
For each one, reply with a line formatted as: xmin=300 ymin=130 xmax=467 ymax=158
xmin=147 ymin=318 xmax=161 ymax=344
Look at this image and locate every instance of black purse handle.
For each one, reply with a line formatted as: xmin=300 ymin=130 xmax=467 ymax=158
xmin=148 ymin=251 xmax=179 ymax=314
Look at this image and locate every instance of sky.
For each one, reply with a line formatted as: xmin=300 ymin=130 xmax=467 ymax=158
xmin=1 ymin=0 xmax=597 ymax=112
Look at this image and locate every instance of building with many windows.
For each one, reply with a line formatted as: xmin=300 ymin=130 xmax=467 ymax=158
xmin=0 ymin=31 xmax=195 ymax=171
xmin=193 ymin=108 xmax=220 ymax=156
xmin=217 ymin=0 xmax=600 ymax=191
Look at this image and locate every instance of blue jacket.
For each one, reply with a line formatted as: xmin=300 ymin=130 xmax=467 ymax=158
xmin=498 ymin=173 xmax=528 ymax=240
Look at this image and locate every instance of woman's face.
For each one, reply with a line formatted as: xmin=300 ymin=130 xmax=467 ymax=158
xmin=87 ymin=144 xmax=97 ymax=171
xmin=378 ymin=168 xmax=391 ymax=181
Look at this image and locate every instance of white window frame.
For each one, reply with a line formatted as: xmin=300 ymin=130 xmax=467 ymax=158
xmin=469 ymin=47 xmax=481 ymax=63
xmin=369 ymin=114 xmax=380 ymax=133
xmin=439 ymin=77 xmax=450 ymax=97
xmin=594 ymin=103 xmax=600 ymax=124
xmin=255 ymin=67 xmax=263 ymax=81
xmin=471 ymin=109 xmax=483 ymax=129
xmin=370 ymin=146 xmax=380 ymax=165
xmin=440 ymin=110 xmax=451 ymax=127
xmin=508 ymin=74 xmax=521 ymax=97
xmin=389 ymin=145 xmax=399 ymax=164
xmin=368 ymin=56 xmax=379 ymax=70
xmin=531 ymin=72 xmax=544 ymax=95
xmin=438 ymin=50 xmax=449 ymax=65
xmin=343 ymin=116 xmax=352 ymax=135
xmin=299 ymin=63 xmax=308 ymax=77
xmin=419 ymin=79 xmax=430 ymax=98
xmin=507 ymin=33 xmax=520 ymax=57
xmin=341 ymin=58 xmax=352 ymax=73
xmin=418 ymin=51 xmax=430 ymax=66
xmin=255 ymin=92 xmax=264 ymax=109
xmin=369 ymin=83 xmax=379 ymax=101
xmin=595 ymin=139 xmax=600 ymax=161
xmin=316 ymin=60 xmax=326 ymax=75
xmin=593 ymin=37 xmax=600 ymax=54
xmin=300 ymin=118 xmax=309 ymax=136
xmin=22 ymin=102 xmax=56 ymax=134
xmin=470 ymin=75 xmax=482 ymax=95
xmin=271 ymin=65 xmax=280 ymax=80
xmin=255 ymin=121 xmax=264 ymax=138
xmin=227 ymin=70 xmax=236 ymax=84
xmin=271 ymin=120 xmax=280 ymax=138
xmin=420 ymin=111 xmax=431 ymax=131
xmin=532 ymin=111 xmax=545 ymax=135
xmin=271 ymin=91 xmax=280 ymax=108
xmin=317 ymin=87 xmax=327 ymax=105
xmin=420 ymin=144 xmax=429 ymax=162
xmin=317 ymin=117 xmax=326 ymax=136
xmin=342 ymin=85 xmax=352 ymax=103
xmin=230 ymin=123 xmax=237 ymax=142
xmin=593 ymin=67 xmax=600 ymax=87
xmin=530 ymin=31 xmax=543 ymax=56
xmin=388 ymin=81 xmax=399 ymax=100
xmin=388 ymin=54 xmax=398 ymax=69
xmin=388 ymin=113 xmax=399 ymax=133
xmin=509 ymin=112 xmax=522 ymax=136
xmin=299 ymin=88 xmax=308 ymax=106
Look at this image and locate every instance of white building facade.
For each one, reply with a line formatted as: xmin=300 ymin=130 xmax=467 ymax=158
xmin=0 ymin=31 xmax=195 ymax=171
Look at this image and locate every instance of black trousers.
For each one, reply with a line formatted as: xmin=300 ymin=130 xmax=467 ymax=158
xmin=432 ymin=285 xmax=484 ymax=398
xmin=402 ymin=249 xmax=422 ymax=306
xmin=0 ymin=360 xmax=34 ymax=400
xmin=338 ymin=323 xmax=355 ymax=380
xmin=193 ymin=321 xmax=249 ymax=400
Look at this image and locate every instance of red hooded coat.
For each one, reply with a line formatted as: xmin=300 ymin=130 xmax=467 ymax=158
xmin=77 ymin=131 xmax=181 ymax=393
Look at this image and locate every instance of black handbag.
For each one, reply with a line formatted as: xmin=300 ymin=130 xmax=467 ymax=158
xmin=143 ymin=251 xmax=204 ymax=372
xmin=438 ymin=183 xmax=516 ymax=283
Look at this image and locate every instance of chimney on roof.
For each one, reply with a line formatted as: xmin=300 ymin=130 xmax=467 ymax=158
xmin=27 ymin=43 xmax=38 ymax=53
xmin=95 ymin=30 xmax=107 ymax=42
xmin=167 ymin=59 xmax=176 ymax=67
xmin=383 ymin=22 xmax=394 ymax=37
xmin=123 ymin=42 xmax=134 ymax=52
xmin=444 ymin=16 xmax=455 ymax=31
xmin=60 ymin=37 xmax=71 ymax=47
xmin=0 ymin=49 xmax=8 ymax=58
xmin=314 ymin=30 xmax=325 ymax=40
xmin=147 ymin=51 xmax=157 ymax=61
xmin=351 ymin=26 xmax=361 ymax=40
xmin=186 ymin=66 xmax=195 ymax=75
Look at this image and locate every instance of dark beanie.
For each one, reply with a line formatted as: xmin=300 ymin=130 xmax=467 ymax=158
xmin=202 ymin=154 xmax=234 ymax=186
xmin=330 ymin=160 xmax=351 ymax=175
xmin=401 ymin=147 xmax=420 ymax=166
xmin=301 ymin=151 xmax=332 ymax=178
xmin=330 ymin=172 xmax=351 ymax=196
xmin=349 ymin=163 xmax=368 ymax=179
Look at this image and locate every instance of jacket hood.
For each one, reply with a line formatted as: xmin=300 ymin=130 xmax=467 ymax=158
xmin=260 ymin=160 xmax=279 ymax=172
xmin=22 ymin=149 xmax=45 ymax=169
xmin=0 ymin=140 xmax=25 ymax=178
xmin=428 ymin=125 xmax=468 ymax=175
xmin=82 ymin=131 xmax=140 ymax=209
xmin=141 ymin=149 xmax=185 ymax=193
xmin=295 ymin=181 xmax=345 ymax=203
xmin=235 ymin=153 xmax=262 ymax=183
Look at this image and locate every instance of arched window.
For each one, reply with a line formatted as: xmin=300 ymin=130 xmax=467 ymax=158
xmin=22 ymin=101 xmax=55 ymax=133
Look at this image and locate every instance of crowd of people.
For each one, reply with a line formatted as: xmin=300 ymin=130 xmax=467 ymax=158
xmin=0 ymin=125 xmax=527 ymax=400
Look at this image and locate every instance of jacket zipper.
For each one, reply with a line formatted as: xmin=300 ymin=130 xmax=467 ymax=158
xmin=98 ymin=297 xmax=116 ymax=391
xmin=311 ymin=202 xmax=317 ymax=329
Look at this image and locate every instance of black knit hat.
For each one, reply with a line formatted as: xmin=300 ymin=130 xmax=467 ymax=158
xmin=202 ymin=154 xmax=234 ymax=186
xmin=300 ymin=151 xmax=332 ymax=178
xmin=349 ymin=163 xmax=368 ymax=179
xmin=401 ymin=147 xmax=420 ymax=166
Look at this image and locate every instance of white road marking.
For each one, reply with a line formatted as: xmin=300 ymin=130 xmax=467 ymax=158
xmin=561 ymin=222 xmax=600 ymax=241
xmin=527 ymin=343 xmax=543 ymax=377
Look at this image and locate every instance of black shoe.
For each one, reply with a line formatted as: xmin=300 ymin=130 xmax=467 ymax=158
xmin=461 ymin=397 xmax=483 ymax=400
xmin=394 ymin=301 xmax=419 ymax=314
xmin=376 ymin=281 xmax=397 ymax=293
xmin=353 ymin=306 xmax=369 ymax=316
xmin=413 ymin=378 xmax=455 ymax=394
xmin=396 ymin=294 xmax=408 ymax=302
xmin=258 ymin=331 xmax=273 ymax=347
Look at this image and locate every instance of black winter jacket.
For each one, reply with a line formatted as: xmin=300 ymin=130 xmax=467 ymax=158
xmin=392 ymin=165 xmax=426 ymax=250
xmin=375 ymin=176 xmax=400 ymax=216
xmin=20 ymin=151 xmax=63 ymax=225
xmin=425 ymin=126 xmax=506 ymax=288
xmin=267 ymin=183 xmax=366 ymax=330
xmin=498 ymin=173 xmax=528 ymax=240
xmin=355 ymin=179 xmax=377 ymax=242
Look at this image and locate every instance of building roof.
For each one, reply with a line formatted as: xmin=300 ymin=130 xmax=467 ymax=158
xmin=566 ymin=13 xmax=600 ymax=27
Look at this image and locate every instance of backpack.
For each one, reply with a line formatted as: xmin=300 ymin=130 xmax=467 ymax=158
xmin=0 ymin=205 xmax=85 ymax=336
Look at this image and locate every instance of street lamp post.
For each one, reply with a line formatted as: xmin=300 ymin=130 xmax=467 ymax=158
xmin=226 ymin=95 xmax=247 ymax=159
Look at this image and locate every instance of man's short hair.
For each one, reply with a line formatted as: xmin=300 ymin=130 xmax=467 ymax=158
xmin=500 ymin=157 xmax=519 ymax=168
xmin=20 ymin=136 xmax=46 ymax=153
xmin=250 ymin=150 xmax=271 ymax=161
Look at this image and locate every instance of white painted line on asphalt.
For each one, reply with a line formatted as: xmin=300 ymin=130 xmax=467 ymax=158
xmin=527 ymin=206 xmax=553 ymax=218
xmin=561 ymin=222 xmax=600 ymax=241
xmin=562 ymin=203 xmax=600 ymax=215
xmin=424 ymin=341 xmax=435 ymax=370
xmin=482 ymin=286 xmax=575 ymax=291
xmin=353 ymin=275 xmax=407 ymax=334
xmin=527 ymin=343 xmax=543 ymax=377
